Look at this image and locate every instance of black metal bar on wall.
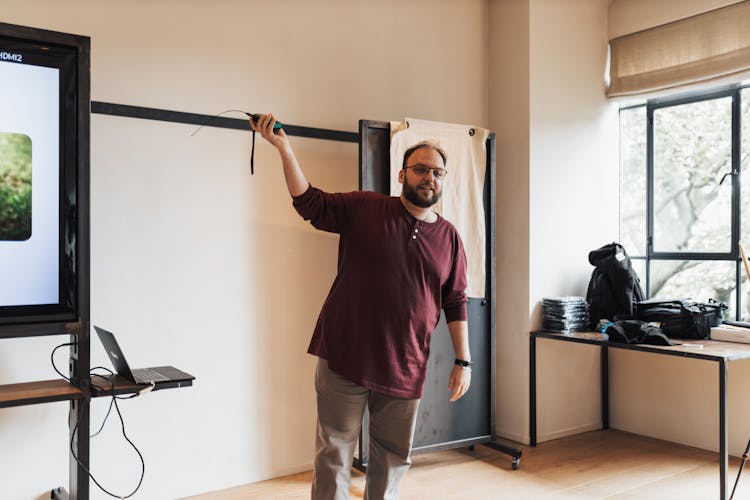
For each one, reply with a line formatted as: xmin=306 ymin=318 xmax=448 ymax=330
xmin=90 ymin=101 xmax=359 ymax=143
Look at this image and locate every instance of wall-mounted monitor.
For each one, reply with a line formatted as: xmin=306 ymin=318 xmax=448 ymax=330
xmin=0 ymin=22 xmax=89 ymax=331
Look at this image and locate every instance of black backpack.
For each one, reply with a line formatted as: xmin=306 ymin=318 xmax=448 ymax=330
xmin=586 ymin=243 xmax=645 ymax=328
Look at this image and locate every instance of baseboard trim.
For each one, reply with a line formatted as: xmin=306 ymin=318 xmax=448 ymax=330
xmin=537 ymin=422 xmax=601 ymax=443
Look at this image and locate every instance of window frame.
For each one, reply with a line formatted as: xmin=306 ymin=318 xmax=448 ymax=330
xmin=622 ymin=84 xmax=745 ymax=318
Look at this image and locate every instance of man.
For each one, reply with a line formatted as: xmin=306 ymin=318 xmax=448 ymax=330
xmin=250 ymin=113 xmax=471 ymax=500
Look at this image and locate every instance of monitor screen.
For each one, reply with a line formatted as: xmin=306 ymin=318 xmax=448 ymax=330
xmin=0 ymin=55 xmax=61 ymax=307
xmin=0 ymin=23 xmax=89 ymax=329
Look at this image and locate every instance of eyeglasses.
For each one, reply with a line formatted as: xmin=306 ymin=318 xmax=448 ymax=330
xmin=405 ymin=164 xmax=448 ymax=179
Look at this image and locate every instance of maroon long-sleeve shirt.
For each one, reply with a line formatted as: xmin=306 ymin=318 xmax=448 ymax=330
xmin=293 ymin=185 xmax=468 ymax=399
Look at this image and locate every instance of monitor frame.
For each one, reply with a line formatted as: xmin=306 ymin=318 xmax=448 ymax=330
xmin=0 ymin=22 xmax=89 ymax=335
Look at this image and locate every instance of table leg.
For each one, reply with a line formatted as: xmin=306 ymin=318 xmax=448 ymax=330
xmin=530 ymin=334 xmax=537 ymax=447
xmin=602 ymin=345 xmax=609 ymax=430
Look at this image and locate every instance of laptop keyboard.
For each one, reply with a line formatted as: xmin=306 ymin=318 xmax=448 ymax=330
xmin=133 ymin=368 xmax=170 ymax=383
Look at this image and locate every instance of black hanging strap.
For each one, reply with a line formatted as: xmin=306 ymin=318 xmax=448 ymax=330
xmin=251 ymin=129 xmax=255 ymax=175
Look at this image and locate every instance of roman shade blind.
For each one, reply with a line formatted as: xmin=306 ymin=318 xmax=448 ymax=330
xmin=608 ymin=0 xmax=750 ymax=97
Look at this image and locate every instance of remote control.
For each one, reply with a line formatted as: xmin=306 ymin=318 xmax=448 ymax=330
xmin=248 ymin=113 xmax=283 ymax=130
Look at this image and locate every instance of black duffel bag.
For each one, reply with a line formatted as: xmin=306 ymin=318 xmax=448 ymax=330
xmin=635 ymin=299 xmax=727 ymax=339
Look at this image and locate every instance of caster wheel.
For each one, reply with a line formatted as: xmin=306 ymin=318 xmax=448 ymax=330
xmin=512 ymin=457 xmax=520 ymax=470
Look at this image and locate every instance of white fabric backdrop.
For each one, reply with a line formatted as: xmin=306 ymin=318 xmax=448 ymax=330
xmin=390 ymin=117 xmax=488 ymax=298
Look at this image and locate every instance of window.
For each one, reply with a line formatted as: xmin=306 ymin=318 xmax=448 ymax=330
xmin=619 ymin=85 xmax=750 ymax=320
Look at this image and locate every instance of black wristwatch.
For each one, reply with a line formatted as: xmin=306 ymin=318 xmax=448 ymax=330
xmin=454 ymin=358 xmax=472 ymax=367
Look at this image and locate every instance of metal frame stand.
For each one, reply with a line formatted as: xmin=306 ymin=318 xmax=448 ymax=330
xmin=530 ymin=331 xmax=738 ymax=499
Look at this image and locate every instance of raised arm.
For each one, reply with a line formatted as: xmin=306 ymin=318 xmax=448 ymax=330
xmin=249 ymin=113 xmax=309 ymax=197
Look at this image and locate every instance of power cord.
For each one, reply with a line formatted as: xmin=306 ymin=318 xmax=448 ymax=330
xmin=89 ymin=368 xmax=142 ymax=436
xmin=189 ymin=109 xmax=284 ymax=175
xmin=51 ymin=342 xmax=148 ymax=498
xmin=50 ymin=342 xmax=74 ymax=381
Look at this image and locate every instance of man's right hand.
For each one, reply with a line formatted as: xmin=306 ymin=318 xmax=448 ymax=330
xmin=249 ymin=113 xmax=289 ymax=152
xmin=249 ymin=112 xmax=309 ymax=197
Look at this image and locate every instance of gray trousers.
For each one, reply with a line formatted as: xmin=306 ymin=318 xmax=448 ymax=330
xmin=312 ymin=358 xmax=420 ymax=500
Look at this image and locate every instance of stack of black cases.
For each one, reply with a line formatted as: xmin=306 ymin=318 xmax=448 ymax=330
xmin=542 ymin=296 xmax=589 ymax=333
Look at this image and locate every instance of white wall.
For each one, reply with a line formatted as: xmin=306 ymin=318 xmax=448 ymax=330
xmin=0 ymin=2 xmax=488 ymax=498
xmin=489 ymin=0 xmax=617 ymax=444
xmin=528 ymin=0 xmax=618 ymax=442
xmin=488 ymin=0 xmax=531 ymax=445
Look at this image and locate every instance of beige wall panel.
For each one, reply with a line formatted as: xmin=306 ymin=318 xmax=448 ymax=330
xmin=488 ymin=0 xmax=532 ymax=444
xmin=527 ymin=0 xmax=617 ymax=444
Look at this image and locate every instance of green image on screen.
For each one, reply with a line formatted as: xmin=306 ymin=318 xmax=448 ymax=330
xmin=0 ymin=132 xmax=32 ymax=241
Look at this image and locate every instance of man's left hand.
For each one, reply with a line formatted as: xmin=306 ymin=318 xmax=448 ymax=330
xmin=448 ymin=364 xmax=471 ymax=402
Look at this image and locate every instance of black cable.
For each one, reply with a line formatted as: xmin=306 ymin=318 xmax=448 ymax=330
xmin=69 ymin=394 xmax=146 ymax=499
xmin=87 ymin=368 xmax=139 ymax=440
xmin=91 ymin=367 xmax=140 ymax=400
xmin=51 ymin=350 xmax=115 ymax=437
xmin=188 ymin=109 xmax=247 ymax=137
xmin=251 ymin=128 xmax=255 ymax=175
xmin=51 ymin=342 xmax=147 ymax=498
xmin=731 ymin=437 xmax=750 ymax=499
xmin=50 ymin=342 xmax=74 ymax=381
xmin=90 ymin=370 xmax=115 ymax=437
xmin=189 ymin=109 xmax=278 ymax=176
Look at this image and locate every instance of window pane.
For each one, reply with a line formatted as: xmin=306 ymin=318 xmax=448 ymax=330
xmin=631 ymin=257 xmax=647 ymax=298
xmin=650 ymin=260 xmax=735 ymax=319
xmin=619 ymin=106 xmax=647 ymax=256
xmin=653 ymin=97 xmax=732 ymax=253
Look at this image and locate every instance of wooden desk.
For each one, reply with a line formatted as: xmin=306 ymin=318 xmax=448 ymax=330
xmin=529 ymin=331 xmax=750 ymax=500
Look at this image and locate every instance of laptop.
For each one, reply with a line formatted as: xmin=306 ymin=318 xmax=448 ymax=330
xmin=94 ymin=325 xmax=194 ymax=385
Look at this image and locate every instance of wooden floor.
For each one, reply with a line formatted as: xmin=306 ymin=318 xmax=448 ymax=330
xmin=183 ymin=429 xmax=750 ymax=499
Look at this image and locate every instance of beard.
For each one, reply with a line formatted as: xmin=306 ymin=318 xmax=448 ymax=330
xmin=402 ymin=175 xmax=442 ymax=208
